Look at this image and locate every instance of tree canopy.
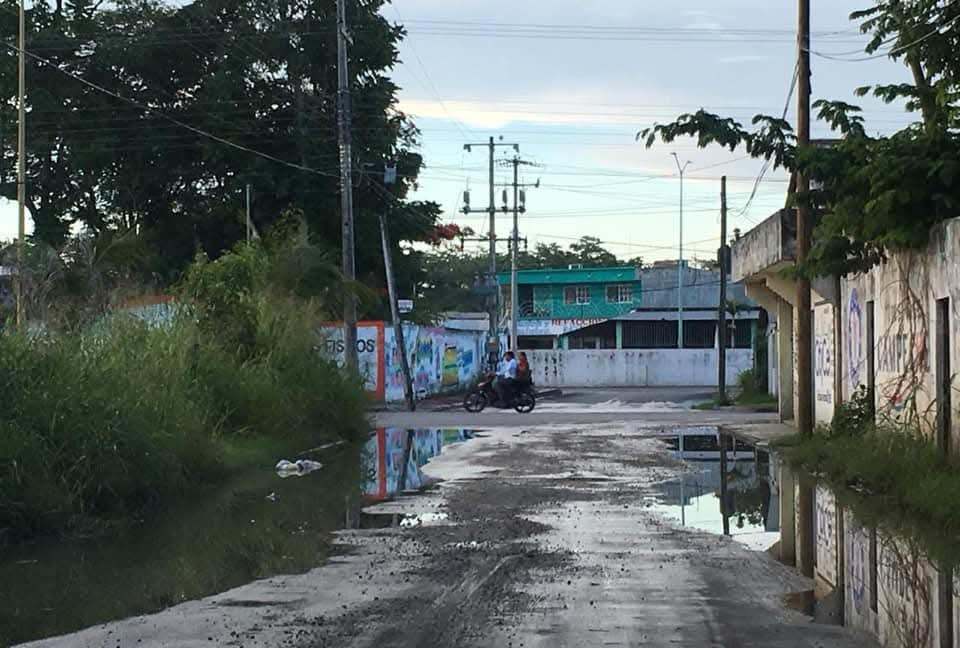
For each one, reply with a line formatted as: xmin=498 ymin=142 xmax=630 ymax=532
xmin=0 ymin=0 xmax=440 ymax=305
xmin=639 ymin=1 xmax=960 ymax=277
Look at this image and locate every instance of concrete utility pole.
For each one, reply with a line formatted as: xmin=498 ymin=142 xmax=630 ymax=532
xmin=672 ymin=153 xmax=692 ymax=349
xmin=718 ymin=176 xmax=729 ymax=403
xmin=16 ymin=0 xmax=26 ymax=329
xmin=795 ymin=0 xmax=816 ymax=580
xmin=463 ymin=137 xmax=519 ymax=368
xmin=336 ymin=0 xmax=358 ymax=373
xmin=506 ymin=157 xmax=539 ymax=353
xmin=376 ymin=192 xmax=415 ymax=411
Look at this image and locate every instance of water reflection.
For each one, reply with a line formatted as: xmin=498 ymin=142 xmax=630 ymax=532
xmin=650 ymin=430 xmax=780 ymax=551
xmin=363 ymin=428 xmax=476 ymax=500
xmin=0 ymin=428 xmax=476 ymax=646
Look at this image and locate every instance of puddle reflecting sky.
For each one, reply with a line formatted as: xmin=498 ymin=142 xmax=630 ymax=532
xmin=650 ymin=431 xmax=780 ymax=551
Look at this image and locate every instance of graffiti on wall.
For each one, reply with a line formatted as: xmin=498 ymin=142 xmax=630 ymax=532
xmin=384 ymin=326 xmax=482 ymax=401
xmin=815 ymin=487 xmax=838 ymax=586
xmin=847 ymin=516 xmax=870 ymax=616
xmin=848 ymin=289 xmax=863 ymax=391
xmin=878 ymin=541 xmax=934 ymax=648
xmin=815 ymin=335 xmax=834 ymax=405
xmin=877 ymin=331 xmax=929 ymax=412
xmin=322 ymin=322 xmax=483 ymax=402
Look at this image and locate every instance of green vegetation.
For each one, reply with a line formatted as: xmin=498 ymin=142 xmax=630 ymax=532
xmin=0 ymin=239 xmax=369 ymax=542
xmin=777 ymin=389 xmax=960 ymax=566
xmin=694 ymin=369 xmax=777 ymax=411
xmin=639 ymin=2 xmax=960 ymax=278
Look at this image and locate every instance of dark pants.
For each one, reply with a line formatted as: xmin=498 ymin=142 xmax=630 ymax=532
xmin=496 ymin=378 xmax=517 ymax=404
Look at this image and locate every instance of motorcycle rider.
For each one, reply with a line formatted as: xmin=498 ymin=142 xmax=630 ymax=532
xmin=495 ymin=351 xmax=518 ymax=404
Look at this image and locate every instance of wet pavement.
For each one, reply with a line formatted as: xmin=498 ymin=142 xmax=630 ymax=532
xmin=14 ymin=406 xmax=878 ymax=648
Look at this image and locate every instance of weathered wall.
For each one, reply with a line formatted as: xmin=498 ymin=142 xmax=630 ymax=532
xmin=525 ymin=349 xmax=752 ymax=387
xmin=322 ymin=322 xmax=484 ymax=402
xmin=815 ymin=485 xmax=839 ymax=589
xmin=815 ymin=303 xmax=836 ymax=425
xmin=840 ymin=218 xmax=960 ymax=442
xmin=384 ymin=324 xmax=483 ymax=402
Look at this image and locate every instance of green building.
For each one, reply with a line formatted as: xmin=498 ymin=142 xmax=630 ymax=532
xmin=498 ymin=263 xmax=760 ymax=351
xmin=497 ymin=266 xmax=643 ymax=349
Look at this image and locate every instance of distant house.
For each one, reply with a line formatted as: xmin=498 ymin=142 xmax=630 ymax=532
xmin=496 ymin=266 xmax=642 ymax=349
xmin=498 ymin=262 xmax=761 ymax=351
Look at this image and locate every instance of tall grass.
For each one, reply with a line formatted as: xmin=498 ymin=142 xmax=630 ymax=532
xmin=0 ymin=305 xmax=368 ymax=541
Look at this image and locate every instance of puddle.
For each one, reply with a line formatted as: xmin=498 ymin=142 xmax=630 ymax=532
xmin=647 ymin=428 xmax=780 ymax=551
xmin=0 ymin=427 xmax=477 ymax=646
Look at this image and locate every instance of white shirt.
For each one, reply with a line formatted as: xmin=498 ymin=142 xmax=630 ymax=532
xmin=498 ymin=357 xmax=518 ymax=379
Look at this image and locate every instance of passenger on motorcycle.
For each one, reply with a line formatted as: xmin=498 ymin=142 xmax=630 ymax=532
xmin=517 ymin=352 xmax=531 ymax=384
xmin=495 ymin=351 xmax=518 ymax=404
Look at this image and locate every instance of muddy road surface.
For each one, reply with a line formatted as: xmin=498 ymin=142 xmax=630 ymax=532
xmin=22 ymin=410 xmax=876 ymax=648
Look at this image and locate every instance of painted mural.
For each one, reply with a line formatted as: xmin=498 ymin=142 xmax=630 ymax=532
xmin=322 ymin=322 xmax=484 ymax=402
xmin=383 ymin=325 xmax=482 ymax=402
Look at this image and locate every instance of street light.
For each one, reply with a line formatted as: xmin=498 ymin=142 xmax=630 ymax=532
xmin=672 ymin=153 xmax=691 ymax=350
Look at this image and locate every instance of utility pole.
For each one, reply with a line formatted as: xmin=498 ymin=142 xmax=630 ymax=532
xmin=672 ymin=153 xmax=692 ymax=349
xmin=375 ymin=165 xmax=415 ymax=412
xmin=511 ymin=157 xmax=520 ymax=353
xmin=506 ymin=157 xmax=539 ymax=353
xmin=463 ymin=137 xmax=519 ymax=368
xmin=336 ymin=0 xmax=358 ymax=373
xmin=796 ymin=0 xmax=816 ymax=580
xmin=16 ymin=0 xmax=26 ymax=330
xmin=718 ymin=176 xmax=729 ymax=403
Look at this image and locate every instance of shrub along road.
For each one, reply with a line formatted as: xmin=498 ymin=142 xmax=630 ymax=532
xmin=21 ymin=405 xmax=877 ymax=648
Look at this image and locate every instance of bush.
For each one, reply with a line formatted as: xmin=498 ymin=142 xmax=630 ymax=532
xmin=0 ymin=319 xmax=220 ymax=536
xmin=0 ymin=302 xmax=368 ymax=541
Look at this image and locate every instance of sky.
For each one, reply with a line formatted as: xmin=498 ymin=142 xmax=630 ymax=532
xmin=1 ymin=0 xmax=916 ymax=261
xmin=382 ymin=0 xmax=915 ymax=263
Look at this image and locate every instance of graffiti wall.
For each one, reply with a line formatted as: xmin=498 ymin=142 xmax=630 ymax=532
xmin=814 ymin=303 xmax=835 ymax=425
xmin=321 ymin=322 xmax=484 ymax=402
xmin=383 ymin=325 xmax=483 ymax=402
xmin=844 ymin=510 xmax=875 ymax=633
xmin=814 ymin=485 xmax=838 ymax=587
xmin=321 ymin=322 xmax=385 ymax=398
xmin=876 ymin=534 xmax=940 ymax=648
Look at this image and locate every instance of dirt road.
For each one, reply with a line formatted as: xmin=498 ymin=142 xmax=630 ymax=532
xmin=23 ymin=405 xmax=876 ymax=648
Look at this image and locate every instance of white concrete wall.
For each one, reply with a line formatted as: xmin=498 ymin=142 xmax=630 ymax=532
xmin=815 ymin=302 xmax=837 ymax=425
xmin=525 ymin=349 xmax=752 ymax=387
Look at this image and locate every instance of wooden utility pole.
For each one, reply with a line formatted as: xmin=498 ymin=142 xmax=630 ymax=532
xmin=796 ymin=0 xmax=816 ymax=579
xmin=336 ymin=0 xmax=358 ymax=373
xmin=16 ymin=0 xmax=26 ymax=329
xmin=718 ymin=176 xmax=728 ymax=403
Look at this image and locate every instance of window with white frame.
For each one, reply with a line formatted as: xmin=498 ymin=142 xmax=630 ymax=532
xmin=563 ymin=286 xmax=591 ymax=305
xmin=606 ymin=284 xmax=633 ymax=304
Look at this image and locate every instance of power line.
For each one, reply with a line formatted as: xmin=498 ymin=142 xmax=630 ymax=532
xmin=3 ymin=40 xmax=341 ymax=180
xmin=808 ymin=13 xmax=960 ymax=62
xmin=736 ymin=62 xmax=800 ymax=222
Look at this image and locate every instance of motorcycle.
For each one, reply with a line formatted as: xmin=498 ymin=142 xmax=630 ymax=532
xmin=463 ymin=372 xmax=536 ymax=413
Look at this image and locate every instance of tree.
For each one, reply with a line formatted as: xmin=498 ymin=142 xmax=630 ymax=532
xmin=637 ymin=4 xmax=960 ymax=278
xmin=0 ymin=0 xmax=439 ymax=299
